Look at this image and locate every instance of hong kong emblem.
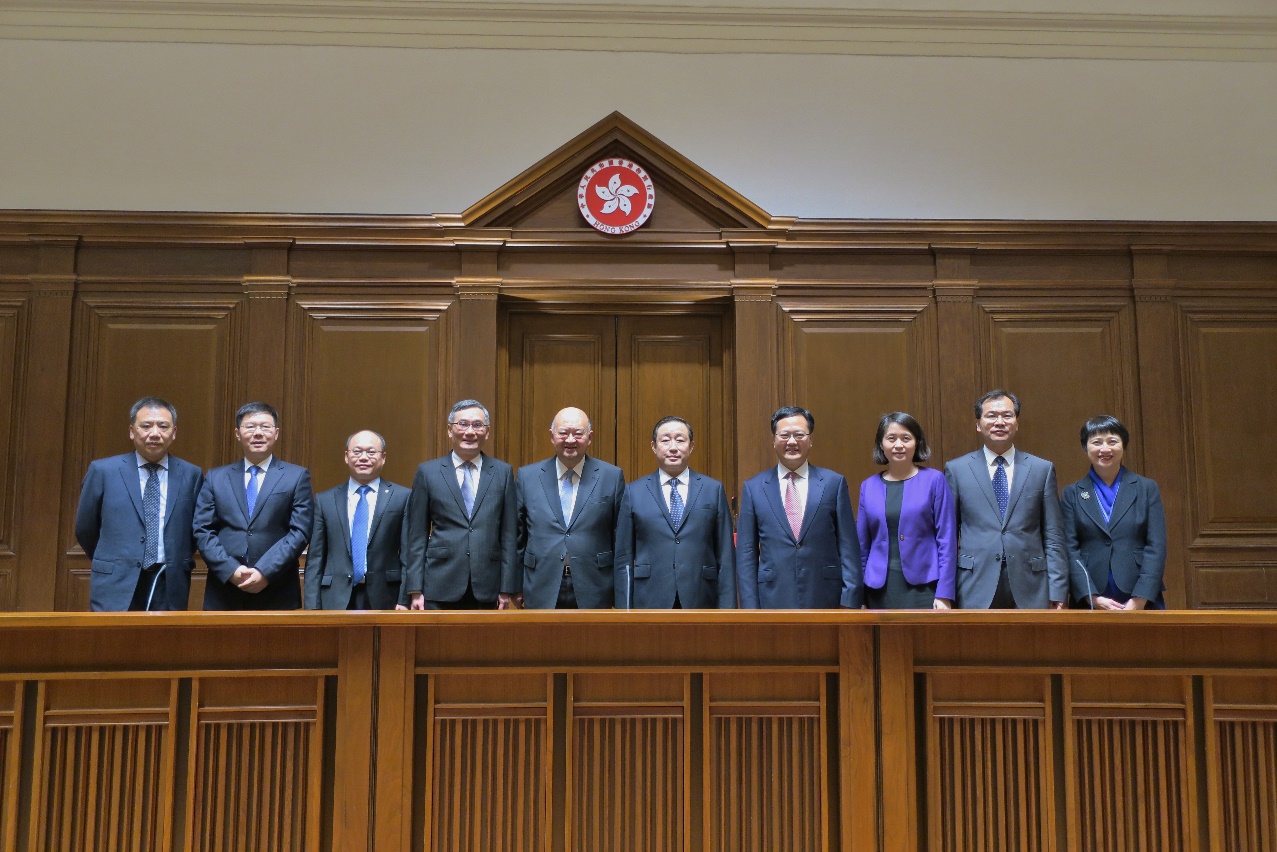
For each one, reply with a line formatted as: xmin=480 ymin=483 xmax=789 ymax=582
xmin=577 ymin=158 xmax=656 ymax=235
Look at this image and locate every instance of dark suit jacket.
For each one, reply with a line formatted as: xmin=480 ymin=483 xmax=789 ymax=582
xmin=736 ymin=464 xmax=861 ymax=608
xmin=74 ymin=452 xmax=204 ymax=611
xmin=193 ymin=458 xmax=314 ymax=610
xmin=516 ymin=456 xmax=626 ymax=609
xmin=304 ymin=479 xmax=410 ymax=610
xmin=1061 ymin=469 xmax=1167 ymax=605
xmin=404 ymin=453 xmax=518 ymax=604
xmin=943 ymin=448 xmax=1068 ymax=609
xmin=614 ymin=470 xmax=737 ymax=609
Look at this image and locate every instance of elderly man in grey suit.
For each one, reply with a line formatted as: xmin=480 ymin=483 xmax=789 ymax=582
xmin=403 ymin=400 xmax=518 ymax=610
xmin=944 ymin=389 xmax=1068 ymax=609
xmin=515 ymin=407 xmax=626 ymax=609
xmin=194 ymin=401 xmax=314 ymax=610
xmin=305 ymin=430 xmax=411 ymax=610
xmin=75 ymin=397 xmax=205 ymax=611
xmin=614 ymin=416 xmax=736 ymax=609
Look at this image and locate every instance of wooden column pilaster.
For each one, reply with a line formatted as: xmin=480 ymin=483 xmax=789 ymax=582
xmin=453 ymin=242 xmax=503 ymax=423
xmin=932 ymin=245 xmax=980 ymax=462
xmin=731 ymin=241 xmax=779 ymax=489
xmin=241 ymin=240 xmax=293 ymax=448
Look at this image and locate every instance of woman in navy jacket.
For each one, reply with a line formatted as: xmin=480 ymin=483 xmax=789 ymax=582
xmin=856 ymin=412 xmax=957 ymax=609
xmin=1061 ymin=415 xmax=1167 ymax=609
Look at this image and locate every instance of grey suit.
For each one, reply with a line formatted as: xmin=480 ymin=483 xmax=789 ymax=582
xmin=74 ymin=452 xmax=205 ymax=611
xmin=194 ymin=458 xmax=314 ymax=611
xmin=404 ymin=453 xmax=518 ymax=605
xmin=516 ymin=456 xmax=626 ymax=609
xmin=305 ymin=479 xmax=411 ymax=610
xmin=614 ymin=471 xmax=737 ymax=609
xmin=944 ymin=448 xmax=1067 ymax=609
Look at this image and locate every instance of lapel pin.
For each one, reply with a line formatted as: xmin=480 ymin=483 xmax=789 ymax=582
xmin=1080 ymin=492 xmax=1091 ymax=500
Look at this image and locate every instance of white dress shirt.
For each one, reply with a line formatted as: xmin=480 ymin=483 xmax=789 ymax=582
xmin=982 ymin=446 xmax=1016 ymax=491
xmin=347 ymin=477 xmax=381 ymax=539
xmin=556 ymin=458 xmax=586 ymax=520
xmin=658 ymin=468 xmax=691 ymax=512
xmin=776 ymin=461 xmax=810 ymax=515
xmin=452 ymin=452 xmax=483 ymax=486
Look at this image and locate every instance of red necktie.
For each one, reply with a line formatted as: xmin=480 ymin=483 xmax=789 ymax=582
xmin=784 ymin=471 xmax=802 ymax=540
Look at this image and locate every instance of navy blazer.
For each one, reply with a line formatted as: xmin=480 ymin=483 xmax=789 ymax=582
xmin=74 ymin=452 xmax=204 ymax=611
xmin=736 ymin=464 xmax=861 ymax=609
xmin=515 ymin=456 xmax=626 ymax=609
xmin=193 ymin=458 xmax=314 ymax=610
xmin=1061 ymin=469 xmax=1167 ymax=605
xmin=305 ymin=479 xmax=410 ymax=611
xmin=404 ymin=453 xmax=518 ymax=604
xmin=614 ymin=471 xmax=736 ymax=609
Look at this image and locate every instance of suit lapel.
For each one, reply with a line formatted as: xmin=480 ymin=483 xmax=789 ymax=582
xmin=161 ymin=461 xmax=183 ymax=530
xmin=1003 ymin=450 xmax=1032 ymax=529
xmin=799 ymin=466 xmax=825 ymax=541
xmin=966 ymin=452 xmax=1002 ymax=522
xmin=367 ymin=482 xmax=392 ymax=542
xmin=469 ymin=453 xmax=495 ymax=515
xmin=539 ymin=460 xmax=566 ymax=526
xmin=645 ymin=474 xmax=676 ymax=530
xmin=1075 ymin=479 xmax=1109 ymax=535
xmin=570 ymin=458 xmax=602 ymax=528
xmin=117 ymin=455 xmax=145 ymax=522
xmin=251 ymin=461 xmax=287 ymax=524
xmin=230 ymin=463 xmax=252 ymax=524
xmin=1107 ymin=471 xmax=1138 ymax=531
xmin=678 ymin=473 xmax=704 ymax=533
xmin=440 ymin=456 xmax=467 ymax=515
xmin=759 ymin=468 xmax=793 ymax=542
xmin=334 ymin=485 xmax=354 ymax=555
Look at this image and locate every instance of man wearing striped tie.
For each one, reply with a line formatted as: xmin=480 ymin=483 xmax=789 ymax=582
xmin=403 ymin=400 xmax=518 ymax=610
xmin=194 ymin=402 xmax=314 ymax=610
xmin=614 ymin=416 xmax=736 ymax=609
xmin=304 ymin=430 xmax=411 ymax=610
xmin=736 ymin=406 xmax=862 ymax=609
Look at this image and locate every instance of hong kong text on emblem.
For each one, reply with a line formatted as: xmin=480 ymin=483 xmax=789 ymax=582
xmin=577 ymin=158 xmax=656 ymax=235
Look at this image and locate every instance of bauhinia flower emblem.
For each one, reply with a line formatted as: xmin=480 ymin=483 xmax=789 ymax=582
xmin=594 ymin=173 xmax=640 ymax=216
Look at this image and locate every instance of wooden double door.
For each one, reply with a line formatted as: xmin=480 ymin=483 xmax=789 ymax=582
xmin=500 ymin=309 xmax=733 ymax=489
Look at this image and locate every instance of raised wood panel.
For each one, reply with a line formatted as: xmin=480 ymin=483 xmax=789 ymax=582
xmin=0 ymin=682 xmax=17 ymax=852
xmin=288 ymin=300 xmax=451 ymax=492
xmin=1180 ymin=305 xmax=1277 ymax=541
xmin=780 ymin=298 xmax=939 ymax=497
xmin=1192 ymin=560 xmax=1277 ymax=608
xmin=62 ymin=297 xmax=242 ymax=610
xmin=977 ymin=297 xmax=1140 ymax=487
xmin=503 ymin=312 xmax=616 ymax=472
xmin=1205 ymin=676 xmax=1277 ymax=852
xmin=0 ymin=301 xmax=22 ymax=608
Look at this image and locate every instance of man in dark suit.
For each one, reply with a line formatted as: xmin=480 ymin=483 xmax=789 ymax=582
xmin=193 ymin=401 xmax=314 ymax=610
xmin=515 ymin=407 xmax=626 ymax=609
xmin=403 ymin=400 xmax=518 ymax=610
xmin=614 ymin=416 xmax=736 ymax=609
xmin=305 ymin=429 xmax=410 ymax=610
xmin=74 ymin=396 xmax=205 ymax=611
xmin=737 ymin=406 xmax=861 ymax=609
xmin=944 ymin=389 xmax=1067 ymax=609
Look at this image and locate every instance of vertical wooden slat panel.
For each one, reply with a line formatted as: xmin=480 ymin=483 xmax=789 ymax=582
xmin=1216 ymin=720 xmax=1277 ymax=851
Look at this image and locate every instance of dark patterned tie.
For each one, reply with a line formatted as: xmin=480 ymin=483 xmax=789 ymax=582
xmin=246 ymin=465 xmax=262 ymax=517
xmin=993 ymin=456 xmax=1009 ymax=518
xmin=784 ymin=471 xmax=803 ymax=540
xmin=669 ymin=478 xmax=684 ymax=528
xmin=352 ymin=485 xmax=371 ymax=586
xmin=142 ymin=463 xmax=161 ymax=566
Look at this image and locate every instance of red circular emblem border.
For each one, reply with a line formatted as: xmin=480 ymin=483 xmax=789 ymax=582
xmin=577 ymin=158 xmax=656 ymax=235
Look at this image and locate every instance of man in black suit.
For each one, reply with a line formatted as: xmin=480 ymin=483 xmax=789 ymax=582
xmin=614 ymin=416 xmax=736 ymax=609
xmin=403 ymin=400 xmax=518 ymax=610
xmin=193 ymin=401 xmax=314 ymax=610
xmin=515 ymin=407 xmax=626 ymax=609
xmin=305 ymin=429 xmax=410 ymax=610
xmin=74 ymin=396 xmax=205 ymax=611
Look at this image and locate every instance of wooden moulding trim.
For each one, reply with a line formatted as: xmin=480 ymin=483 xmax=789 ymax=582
xmin=0 ymin=667 xmax=340 ymax=681
xmin=1068 ymin=704 xmax=1188 ymax=721
xmin=415 ymin=665 xmax=838 ymax=675
xmin=197 ymin=707 xmax=320 ymax=723
xmin=430 ymin=704 xmax=548 ymax=719
xmin=930 ymin=701 xmax=1047 ymax=719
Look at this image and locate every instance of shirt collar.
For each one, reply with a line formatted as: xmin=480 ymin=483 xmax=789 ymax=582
xmin=659 ymin=468 xmax=690 ymax=487
xmin=982 ymin=446 xmax=1015 ymax=467
xmin=349 ymin=477 xmax=381 ymax=494
xmin=777 ymin=461 xmax=810 ymax=480
xmin=452 ymin=451 xmax=481 ymax=469
xmin=244 ymin=456 xmax=273 ymax=472
xmin=556 ymin=457 xmax=587 ymax=480
xmin=135 ymin=452 xmax=168 ymax=470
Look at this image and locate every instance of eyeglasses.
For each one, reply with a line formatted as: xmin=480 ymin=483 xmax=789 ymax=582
xmin=239 ymin=423 xmax=277 ymax=434
xmin=348 ymin=449 xmax=383 ymax=458
xmin=451 ymin=420 xmax=489 ymax=432
xmin=775 ymin=432 xmax=810 ymax=442
xmin=981 ymin=412 xmax=1017 ymax=423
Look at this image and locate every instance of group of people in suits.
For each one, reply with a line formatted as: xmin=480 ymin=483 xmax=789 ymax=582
xmin=74 ymin=389 xmax=1166 ymax=612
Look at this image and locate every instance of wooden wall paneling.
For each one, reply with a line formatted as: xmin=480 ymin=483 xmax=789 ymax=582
xmin=927 ymin=671 xmax=1055 ymax=852
xmin=975 ymin=295 xmax=1141 ymax=488
xmin=731 ymin=241 xmax=779 ymax=481
xmin=617 ymin=314 xmax=728 ymax=487
xmin=933 ymin=246 xmax=980 ymax=465
xmin=501 ymin=311 xmax=616 ymax=472
xmin=704 ymin=671 xmax=825 ymax=852
xmin=1 ymin=681 xmax=18 ymax=852
xmin=453 ymin=245 xmax=503 ymax=419
xmin=1064 ymin=673 xmax=1197 ymax=851
xmin=241 ymin=242 xmax=292 ymax=420
xmin=425 ymin=672 xmax=550 ymax=852
xmin=1204 ymin=675 xmax=1277 ymax=852
xmin=1179 ymin=299 xmax=1277 ymax=608
xmin=839 ymin=627 xmax=877 ymax=852
xmin=18 ymin=238 xmax=77 ymax=611
xmin=373 ymin=626 xmax=416 ymax=852
xmin=60 ymin=293 xmax=244 ymax=611
xmin=0 ymin=299 xmax=25 ymax=613
xmin=286 ymin=297 xmax=451 ymax=493
xmin=188 ymin=675 xmax=324 ymax=852
xmin=778 ymin=295 xmax=940 ymax=503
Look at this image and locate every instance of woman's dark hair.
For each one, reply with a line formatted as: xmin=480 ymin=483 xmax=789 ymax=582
xmin=873 ymin=412 xmax=931 ymax=465
xmin=1080 ymin=415 xmax=1129 ymax=448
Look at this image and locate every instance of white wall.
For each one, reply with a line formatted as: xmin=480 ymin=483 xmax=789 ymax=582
xmin=2 ymin=39 xmax=1275 ymax=220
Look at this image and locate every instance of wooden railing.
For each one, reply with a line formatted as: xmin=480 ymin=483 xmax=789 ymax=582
xmin=1 ymin=611 xmax=1275 ymax=850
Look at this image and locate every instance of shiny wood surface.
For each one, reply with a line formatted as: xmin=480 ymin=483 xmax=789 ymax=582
xmin=1 ymin=611 xmax=1276 ymax=850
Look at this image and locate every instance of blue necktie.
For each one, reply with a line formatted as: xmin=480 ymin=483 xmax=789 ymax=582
xmin=993 ymin=456 xmax=1009 ymax=518
xmin=246 ymin=465 xmax=262 ymax=517
xmin=560 ymin=469 xmax=576 ymax=525
xmin=668 ymin=478 xmax=684 ymax=528
xmin=461 ymin=462 xmax=476 ymax=518
xmin=142 ymin=463 xmax=161 ymax=566
xmin=352 ymin=485 xmax=370 ymax=586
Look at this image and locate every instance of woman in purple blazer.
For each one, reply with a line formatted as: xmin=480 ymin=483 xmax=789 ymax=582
xmin=856 ymin=413 xmax=958 ymax=609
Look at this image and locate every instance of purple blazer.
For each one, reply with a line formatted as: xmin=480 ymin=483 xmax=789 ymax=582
xmin=856 ymin=467 xmax=957 ymax=601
